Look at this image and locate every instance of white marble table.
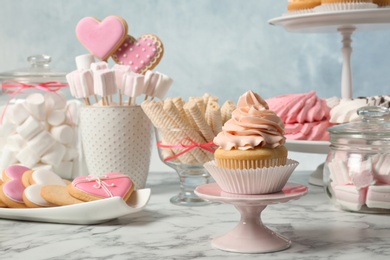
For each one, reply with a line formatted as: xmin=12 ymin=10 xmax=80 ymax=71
xmin=0 ymin=170 xmax=389 ymax=260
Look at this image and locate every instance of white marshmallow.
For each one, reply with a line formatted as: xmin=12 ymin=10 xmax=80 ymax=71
xmin=91 ymin=61 xmax=109 ymax=71
xmin=0 ymin=147 xmax=17 ymax=175
xmin=27 ymin=131 xmax=56 ymax=157
xmin=65 ymin=101 xmax=81 ymax=126
xmin=112 ymin=64 xmax=131 ymax=91
xmin=32 ymin=163 xmax=54 ymax=172
xmin=153 ymin=72 xmax=173 ymax=99
xmin=16 ymin=146 xmax=40 ymax=168
xmin=122 ymin=72 xmax=145 ymax=98
xmin=47 ymin=109 xmax=66 ymax=126
xmin=93 ymin=69 xmax=117 ymax=97
xmin=41 ymin=142 xmax=66 ymax=166
xmin=44 ymin=92 xmax=67 ymax=112
xmin=50 ymin=125 xmax=74 ymax=144
xmin=53 ymin=161 xmax=73 ymax=179
xmin=76 ymin=54 xmax=95 ymax=70
xmin=6 ymin=134 xmax=26 ymax=151
xmin=0 ymin=119 xmax=16 ymax=136
xmin=25 ymin=93 xmax=46 ymax=121
xmin=5 ymin=102 xmax=30 ymax=125
xmin=63 ymin=147 xmax=79 ymax=161
xmin=16 ymin=116 xmax=43 ymax=140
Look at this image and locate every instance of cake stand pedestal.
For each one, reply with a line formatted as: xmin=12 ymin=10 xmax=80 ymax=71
xmin=195 ymin=183 xmax=308 ymax=254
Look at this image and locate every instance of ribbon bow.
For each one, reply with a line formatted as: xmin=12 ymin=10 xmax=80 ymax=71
xmin=73 ymin=175 xmax=118 ymax=197
xmin=157 ymin=138 xmax=216 ymax=162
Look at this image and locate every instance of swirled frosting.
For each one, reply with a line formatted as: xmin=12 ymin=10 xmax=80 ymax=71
xmin=213 ymin=90 xmax=285 ymax=150
xmin=266 ymin=91 xmax=330 ymax=124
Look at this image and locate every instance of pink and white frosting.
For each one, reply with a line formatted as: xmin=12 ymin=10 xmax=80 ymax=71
xmin=2 ymin=165 xmax=30 ymax=203
xmin=213 ymin=90 xmax=285 ymax=150
xmin=72 ymin=173 xmax=133 ymax=199
xmin=284 ymin=120 xmax=333 ymax=141
xmin=266 ymin=91 xmax=330 ymax=124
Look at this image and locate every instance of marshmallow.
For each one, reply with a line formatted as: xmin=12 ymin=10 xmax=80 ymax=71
xmin=372 ymin=154 xmax=390 ymax=184
xmin=153 ymin=72 xmax=173 ymax=99
xmin=122 ymin=72 xmax=145 ymax=98
xmin=333 ymin=184 xmax=367 ymax=211
xmin=16 ymin=116 xmax=43 ymax=140
xmin=76 ymin=54 xmax=95 ymax=70
xmin=66 ymin=70 xmax=94 ymax=99
xmin=53 ymin=161 xmax=74 ymax=179
xmin=32 ymin=163 xmax=54 ymax=172
xmin=0 ymin=120 xmax=16 ymax=137
xmin=25 ymin=93 xmax=46 ymax=121
xmin=0 ymin=147 xmax=17 ymax=174
xmin=90 ymin=61 xmax=109 ymax=71
xmin=6 ymin=134 xmax=26 ymax=151
xmin=27 ymin=131 xmax=56 ymax=157
xmin=47 ymin=109 xmax=66 ymax=126
xmin=50 ymin=125 xmax=74 ymax=144
xmin=328 ymin=159 xmax=351 ymax=185
xmin=44 ymin=92 xmax=67 ymax=111
xmin=143 ymin=70 xmax=159 ymax=96
xmin=93 ymin=69 xmax=117 ymax=97
xmin=5 ymin=102 xmax=30 ymax=125
xmin=112 ymin=64 xmax=131 ymax=90
xmin=41 ymin=142 xmax=66 ymax=166
xmin=65 ymin=101 xmax=81 ymax=126
xmin=366 ymin=185 xmax=390 ymax=209
xmin=63 ymin=147 xmax=79 ymax=161
xmin=16 ymin=146 xmax=40 ymax=168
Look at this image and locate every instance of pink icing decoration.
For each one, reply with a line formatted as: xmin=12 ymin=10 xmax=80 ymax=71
xmin=72 ymin=173 xmax=133 ymax=199
xmin=76 ymin=16 xmax=127 ymax=61
xmin=213 ymin=90 xmax=285 ymax=150
xmin=3 ymin=165 xmax=30 ymax=203
xmin=266 ymin=91 xmax=331 ymax=124
xmin=284 ymin=120 xmax=333 ymax=141
xmin=113 ymin=35 xmax=161 ymax=74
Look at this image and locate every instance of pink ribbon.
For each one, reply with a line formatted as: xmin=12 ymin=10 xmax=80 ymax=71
xmin=0 ymin=80 xmax=69 ymax=125
xmin=157 ymin=138 xmax=217 ymax=162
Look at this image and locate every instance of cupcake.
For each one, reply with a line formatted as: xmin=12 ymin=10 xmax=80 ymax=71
xmin=204 ymin=90 xmax=298 ymax=195
xmin=288 ymin=0 xmax=322 ymax=11
xmin=316 ymin=0 xmax=378 ymax=12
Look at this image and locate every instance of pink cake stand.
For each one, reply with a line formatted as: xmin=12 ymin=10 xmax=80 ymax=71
xmin=195 ymin=182 xmax=308 ymax=254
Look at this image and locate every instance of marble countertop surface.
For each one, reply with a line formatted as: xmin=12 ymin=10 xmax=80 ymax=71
xmin=1 ymin=170 xmax=389 ymax=260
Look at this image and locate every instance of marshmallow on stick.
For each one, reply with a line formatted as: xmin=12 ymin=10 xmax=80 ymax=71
xmin=93 ymin=69 xmax=117 ymax=106
xmin=122 ymin=72 xmax=145 ymax=106
xmin=112 ymin=64 xmax=131 ymax=105
xmin=66 ymin=70 xmax=94 ymax=106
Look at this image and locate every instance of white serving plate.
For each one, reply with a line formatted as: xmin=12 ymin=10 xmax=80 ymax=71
xmin=0 ymin=188 xmax=151 ymax=224
xmin=285 ymin=139 xmax=330 ymax=154
xmin=269 ymin=8 xmax=390 ymax=33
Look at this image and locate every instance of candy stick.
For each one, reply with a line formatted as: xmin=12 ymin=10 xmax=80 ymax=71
xmin=122 ymin=72 xmax=145 ymax=106
xmin=113 ymin=64 xmax=131 ymax=106
xmin=65 ymin=70 xmax=94 ymax=106
xmin=143 ymin=70 xmax=159 ymax=101
xmin=152 ymin=72 xmax=173 ymax=100
xmin=93 ymin=69 xmax=117 ymax=106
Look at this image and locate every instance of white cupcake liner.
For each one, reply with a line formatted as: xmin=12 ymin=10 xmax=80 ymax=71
xmin=204 ymin=159 xmax=299 ymax=195
xmin=314 ymin=3 xmax=378 ymax=12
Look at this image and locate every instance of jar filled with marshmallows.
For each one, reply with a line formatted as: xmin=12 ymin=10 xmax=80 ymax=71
xmin=324 ymin=106 xmax=390 ymax=213
xmin=0 ymin=55 xmax=82 ymax=179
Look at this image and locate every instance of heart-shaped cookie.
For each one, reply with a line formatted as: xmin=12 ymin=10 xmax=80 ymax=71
xmin=76 ymin=16 xmax=128 ymax=61
xmin=23 ymin=169 xmax=67 ymax=208
xmin=0 ymin=165 xmax=30 ymax=208
xmin=69 ymin=173 xmax=134 ymax=202
xmin=112 ymin=34 xmax=164 ymax=75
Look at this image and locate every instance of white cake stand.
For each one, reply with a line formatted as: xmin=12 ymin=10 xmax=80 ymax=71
xmin=269 ymin=8 xmax=390 ymax=99
xmin=195 ymin=183 xmax=308 ymax=254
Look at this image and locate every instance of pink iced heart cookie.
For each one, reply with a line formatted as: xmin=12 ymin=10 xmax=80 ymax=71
xmin=0 ymin=165 xmax=30 ymax=208
xmin=112 ymin=34 xmax=164 ymax=75
xmin=68 ymin=173 xmax=134 ymax=202
xmin=76 ymin=16 xmax=128 ymax=61
xmin=22 ymin=169 xmax=68 ymax=208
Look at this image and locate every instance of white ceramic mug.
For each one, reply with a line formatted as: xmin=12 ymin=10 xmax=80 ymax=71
xmin=80 ymin=106 xmax=153 ymax=189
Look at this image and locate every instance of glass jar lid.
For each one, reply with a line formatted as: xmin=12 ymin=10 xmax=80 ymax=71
xmin=327 ymin=106 xmax=390 ymax=138
xmin=0 ymin=54 xmax=67 ymax=84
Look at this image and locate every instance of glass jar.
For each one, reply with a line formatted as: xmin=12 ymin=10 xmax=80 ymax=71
xmin=0 ymin=55 xmax=82 ymax=180
xmin=324 ymin=106 xmax=390 ymax=213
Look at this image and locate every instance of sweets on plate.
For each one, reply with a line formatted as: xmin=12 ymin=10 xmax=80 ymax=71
xmin=76 ymin=16 xmax=128 ymax=61
xmin=266 ymin=91 xmax=333 ymax=141
xmin=205 ymin=90 xmax=299 ymax=195
xmin=0 ymin=165 xmax=31 ymax=208
xmin=373 ymin=0 xmax=390 ymax=6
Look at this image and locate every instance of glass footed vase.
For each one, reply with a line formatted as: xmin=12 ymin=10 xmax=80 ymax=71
xmin=155 ymin=128 xmax=217 ymax=206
